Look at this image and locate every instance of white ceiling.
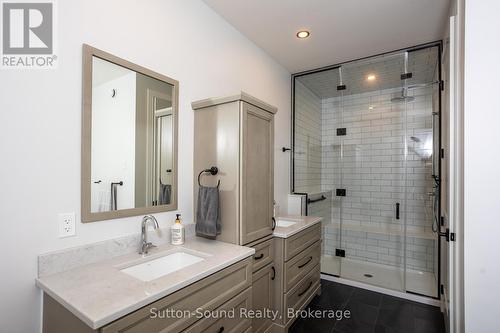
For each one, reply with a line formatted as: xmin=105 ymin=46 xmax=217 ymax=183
xmin=203 ymin=0 xmax=450 ymax=73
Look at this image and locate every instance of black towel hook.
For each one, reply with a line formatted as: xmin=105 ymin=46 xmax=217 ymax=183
xmin=198 ymin=166 xmax=220 ymax=188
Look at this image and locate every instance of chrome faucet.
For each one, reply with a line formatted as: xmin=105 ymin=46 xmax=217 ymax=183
xmin=139 ymin=215 xmax=159 ymax=254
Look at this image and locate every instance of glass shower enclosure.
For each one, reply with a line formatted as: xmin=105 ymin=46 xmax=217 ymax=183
xmin=292 ymin=43 xmax=441 ymax=298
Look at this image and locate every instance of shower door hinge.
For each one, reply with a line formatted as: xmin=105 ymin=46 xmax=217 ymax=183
xmin=336 ymin=189 xmax=346 ymax=196
xmin=440 ymin=216 xmax=445 ymax=226
xmin=335 ymin=249 xmax=346 ymax=257
xmin=440 ymin=284 xmax=444 ymax=295
xmin=441 ymin=148 xmax=445 ymax=159
xmin=450 ymin=232 xmax=456 ymax=242
xmin=440 ymin=80 xmax=445 ymax=91
xmin=400 ymin=72 xmax=413 ymax=80
xmin=337 ymin=84 xmax=346 ymax=91
xmin=337 ymin=128 xmax=347 ymax=136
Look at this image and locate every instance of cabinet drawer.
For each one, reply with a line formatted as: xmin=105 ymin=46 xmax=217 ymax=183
xmin=284 ymin=224 xmax=321 ymax=261
xmin=284 ymin=243 xmax=320 ymax=292
xmin=183 ymin=287 xmax=252 ymax=333
xmin=283 ymin=265 xmax=320 ymax=322
xmin=249 ymin=238 xmax=274 ymax=272
xmin=101 ymin=258 xmax=252 ymax=333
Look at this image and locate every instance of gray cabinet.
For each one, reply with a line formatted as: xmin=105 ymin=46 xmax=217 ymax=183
xmin=252 ymin=263 xmax=275 ymax=333
xmin=192 ymin=92 xmax=277 ymax=246
xmin=240 ymin=103 xmax=274 ymax=245
xmin=272 ymin=225 xmax=322 ymax=332
xmin=192 ymin=92 xmax=279 ymax=332
xmin=247 ymin=235 xmax=276 ymax=333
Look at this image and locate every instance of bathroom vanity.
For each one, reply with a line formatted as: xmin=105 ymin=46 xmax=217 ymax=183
xmin=38 ymin=238 xmax=255 ymax=333
xmin=38 ymin=216 xmax=322 ymax=333
xmin=271 ymin=216 xmax=322 ymax=332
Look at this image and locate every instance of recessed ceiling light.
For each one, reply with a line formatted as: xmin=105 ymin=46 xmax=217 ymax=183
xmin=366 ymin=74 xmax=376 ymax=81
xmin=296 ymin=30 xmax=310 ymax=39
xmin=369 ymin=105 xmax=375 ymax=110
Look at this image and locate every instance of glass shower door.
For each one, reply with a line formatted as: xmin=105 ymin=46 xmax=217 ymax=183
xmin=337 ymin=53 xmax=408 ymax=291
xmin=293 ymin=68 xmax=342 ymax=276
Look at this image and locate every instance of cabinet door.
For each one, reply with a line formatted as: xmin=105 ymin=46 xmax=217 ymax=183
xmin=240 ymin=102 xmax=274 ymax=245
xmin=252 ymin=264 xmax=275 ymax=333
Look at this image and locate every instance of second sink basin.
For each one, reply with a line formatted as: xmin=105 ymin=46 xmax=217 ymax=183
xmin=120 ymin=249 xmax=207 ymax=282
xmin=276 ymin=219 xmax=298 ymax=228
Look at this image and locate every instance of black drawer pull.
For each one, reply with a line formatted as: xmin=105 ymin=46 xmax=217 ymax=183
xmin=271 ymin=266 xmax=276 ymax=280
xmin=396 ymin=202 xmax=400 ymax=220
xmin=272 ymin=217 xmax=276 ymax=230
xmin=298 ymin=281 xmax=313 ymax=297
xmin=298 ymin=256 xmax=313 ymax=269
xmin=218 ymin=327 xmax=224 ymax=333
xmin=254 ymin=253 xmax=264 ymax=260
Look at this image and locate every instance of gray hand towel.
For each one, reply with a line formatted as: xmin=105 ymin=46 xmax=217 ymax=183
xmin=196 ymin=185 xmax=221 ymax=239
xmin=159 ymin=183 xmax=171 ymax=205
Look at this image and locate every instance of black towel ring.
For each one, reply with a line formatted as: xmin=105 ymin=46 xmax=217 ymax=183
xmin=198 ymin=166 xmax=220 ymax=188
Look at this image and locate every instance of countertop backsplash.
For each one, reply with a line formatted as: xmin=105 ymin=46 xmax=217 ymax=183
xmin=38 ymin=223 xmax=195 ymax=277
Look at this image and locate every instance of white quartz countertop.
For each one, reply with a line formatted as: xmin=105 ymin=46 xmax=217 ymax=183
xmin=273 ymin=215 xmax=323 ymax=238
xmin=36 ymin=237 xmax=255 ymax=329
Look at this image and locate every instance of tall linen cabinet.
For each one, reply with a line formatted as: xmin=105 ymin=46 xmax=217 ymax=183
xmin=192 ymin=92 xmax=276 ymax=245
xmin=192 ymin=92 xmax=277 ymax=333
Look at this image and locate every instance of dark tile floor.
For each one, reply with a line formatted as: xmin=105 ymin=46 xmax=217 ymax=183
xmin=289 ymin=279 xmax=445 ymax=333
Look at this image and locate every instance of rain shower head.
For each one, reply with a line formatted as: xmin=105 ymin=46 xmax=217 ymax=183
xmin=391 ymin=89 xmax=415 ymax=102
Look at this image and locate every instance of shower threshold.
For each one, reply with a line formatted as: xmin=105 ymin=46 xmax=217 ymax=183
xmin=321 ymin=255 xmax=438 ymax=298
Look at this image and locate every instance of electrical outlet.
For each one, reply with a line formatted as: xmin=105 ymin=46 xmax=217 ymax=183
xmin=58 ymin=213 xmax=76 ymax=238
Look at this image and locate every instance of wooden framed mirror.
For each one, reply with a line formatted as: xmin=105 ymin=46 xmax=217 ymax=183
xmin=82 ymin=44 xmax=178 ymax=222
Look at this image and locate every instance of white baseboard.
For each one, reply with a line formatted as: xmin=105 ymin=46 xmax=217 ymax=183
xmin=321 ymin=274 xmax=441 ymax=307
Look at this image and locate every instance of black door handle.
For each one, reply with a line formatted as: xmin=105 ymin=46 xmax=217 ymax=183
xmin=271 ymin=266 xmax=275 ymax=280
xmin=272 ymin=217 xmax=276 ymax=230
xmin=396 ymin=203 xmax=400 ymax=220
xmin=218 ymin=327 xmax=224 ymax=333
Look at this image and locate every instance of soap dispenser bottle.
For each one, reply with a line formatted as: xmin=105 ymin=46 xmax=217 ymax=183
xmin=171 ymin=214 xmax=185 ymax=245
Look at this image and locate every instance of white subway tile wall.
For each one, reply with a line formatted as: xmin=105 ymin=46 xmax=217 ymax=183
xmin=295 ymin=82 xmax=438 ymax=273
xmin=294 ymin=80 xmax=322 ymax=193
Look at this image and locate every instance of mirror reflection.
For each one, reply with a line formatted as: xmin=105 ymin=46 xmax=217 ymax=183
xmin=90 ymin=57 xmax=174 ymax=213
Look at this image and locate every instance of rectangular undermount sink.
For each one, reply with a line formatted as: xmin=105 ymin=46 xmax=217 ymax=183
xmin=276 ymin=219 xmax=298 ymax=228
xmin=120 ymin=251 xmax=205 ymax=282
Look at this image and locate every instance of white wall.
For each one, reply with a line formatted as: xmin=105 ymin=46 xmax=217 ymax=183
xmin=0 ymin=1 xmax=290 ymax=332
xmin=464 ymin=0 xmax=500 ymax=331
